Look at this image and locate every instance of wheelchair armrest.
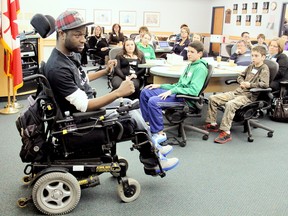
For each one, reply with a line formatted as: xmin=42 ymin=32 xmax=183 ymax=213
xmin=72 ymin=108 xmax=106 ymax=121
xmin=225 ymin=79 xmax=237 ymax=85
xmin=249 ymin=87 xmax=272 ymax=93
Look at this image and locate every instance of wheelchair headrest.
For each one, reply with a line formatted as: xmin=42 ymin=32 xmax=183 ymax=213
xmin=30 ymin=14 xmax=55 ymax=38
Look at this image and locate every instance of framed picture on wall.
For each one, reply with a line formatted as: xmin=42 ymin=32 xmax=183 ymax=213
xmin=94 ymin=9 xmax=112 ymax=26
xmin=119 ymin=11 xmax=136 ymax=26
xmin=225 ymin=9 xmax=231 ymax=24
xmin=245 ymin=15 xmax=251 ymax=26
xmin=143 ymin=12 xmax=160 ymax=27
xmin=252 ymin=2 xmax=258 ymax=14
xmin=236 ymin=15 xmax=242 ymax=26
xmin=242 ymin=3 xmax=247 ymax=14
xmin=256 ymin=15 xmax=262 ymax=26
xmin=263 ymin=2 xmax=269 ymax=14
xmin=233 ymin=4 xmax=238 ymax=14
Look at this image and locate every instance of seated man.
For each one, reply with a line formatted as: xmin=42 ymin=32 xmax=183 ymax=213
xmin=140 ymin=41 xmax=208 ymax=143
xmin=230 ymin=40 xmax=252 ymax=66
xmin=204 ymin=46 xmax=269 ymax=144
xmin=44 ymin=10 xmax=179 ymax=174
xmin=231 ymin=31 xmax=253 ymax=54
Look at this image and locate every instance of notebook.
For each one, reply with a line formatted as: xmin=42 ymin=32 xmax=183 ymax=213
xmin=158 ymin=41 xmax=170 ymax=48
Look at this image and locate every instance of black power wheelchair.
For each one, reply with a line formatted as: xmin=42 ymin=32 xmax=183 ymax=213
xmin=16 ymin=13 xmax=166 ymax=215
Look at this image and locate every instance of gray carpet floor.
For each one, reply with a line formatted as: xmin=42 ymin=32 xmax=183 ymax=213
xmin=1 ymin=68 xmax=288 ymax=216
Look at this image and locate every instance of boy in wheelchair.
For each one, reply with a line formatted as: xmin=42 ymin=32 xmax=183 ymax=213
xmin=44 ymin=10 xmax=179 ymax=175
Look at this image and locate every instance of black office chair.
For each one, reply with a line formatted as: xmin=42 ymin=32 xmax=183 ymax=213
xmin=224 ymin=59 xmax=278 ymax=142
xmin=225 ymin=44 xmax=234 ymax=57
xmin=163 ymin=64 xmax=213 ymax=147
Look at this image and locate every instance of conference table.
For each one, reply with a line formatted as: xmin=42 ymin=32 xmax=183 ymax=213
xmin=139 ymin=60 xmax=247 ymax=93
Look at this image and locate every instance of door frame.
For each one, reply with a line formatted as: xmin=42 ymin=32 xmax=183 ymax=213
xmin=210 ymin=6 xmax=224 ymax=56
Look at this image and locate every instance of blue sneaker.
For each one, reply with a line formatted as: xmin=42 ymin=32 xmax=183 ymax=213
xmin=151 ymin=133 xmax=167 ymax=145
xmin=156 ymin=153 xmax=179 ymax=173
xmin=151 ymin=133 xmax=172 ymax=156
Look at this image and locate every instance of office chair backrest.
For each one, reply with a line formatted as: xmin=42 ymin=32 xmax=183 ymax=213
xmin=200 ymin=64 xmax=213 ymax=95
xmin=263 ymin=59 xmax=279 ymax=85
xmin=225 ymin=44 xmax=234 ymax=57
xmin=30 ymin=14 xmax=55 ymax=38
xmin=109 ymin=47 xmax=122 ymax=60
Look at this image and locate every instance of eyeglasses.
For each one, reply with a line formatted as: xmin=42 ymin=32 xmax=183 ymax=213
xmin=181 ymin=31 xmax=188 ymax=34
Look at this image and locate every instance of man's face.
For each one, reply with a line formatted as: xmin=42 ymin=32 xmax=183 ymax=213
xmin=64 ymin=27 xmax=87 ymax=53
xmin=187 ymin=46 xmax=201 ymax=62
xmin=237 ymin=42 xmax=247 ymax=54
xmin=242 ymin=33 xmax=250 ymax=42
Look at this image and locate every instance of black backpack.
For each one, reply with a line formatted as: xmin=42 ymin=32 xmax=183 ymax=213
xmin=16 ymin=75 xmax=60 ymax=163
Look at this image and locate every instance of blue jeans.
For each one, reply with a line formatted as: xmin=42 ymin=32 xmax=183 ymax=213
xmin=140 ymin=88 xmax=185 ymax=133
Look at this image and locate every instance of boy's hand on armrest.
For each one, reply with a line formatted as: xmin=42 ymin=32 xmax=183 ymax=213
xmin=240 ymin=81 xmax=251 ymax=89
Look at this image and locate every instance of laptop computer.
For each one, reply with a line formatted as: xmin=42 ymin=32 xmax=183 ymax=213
xmin=158 ymin=41 xmax=170 ymax=48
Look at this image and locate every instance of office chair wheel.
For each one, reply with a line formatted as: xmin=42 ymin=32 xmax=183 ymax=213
xmin=117 ymin=178 xmax=141 ymax=203
xmin=248 ymin=137 xmax=254 ymax=142
xmin=202 ymin=134 xmax=209 ymax=140
xmin=267 ymin=132 xmax=273 ymax=137
xmin=111 ymin=157 xmax=129 ymax=178
xmin=32 ymin=172 xmax=81 ymax=215
xmin=179 ymin=141 xmax=186 ymax=147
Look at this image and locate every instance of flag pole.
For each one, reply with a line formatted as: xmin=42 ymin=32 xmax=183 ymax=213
xmin=0 ymin=77 xmax=19 ymax=114
xmin=12 ymin=86 xmax=24 ymax=109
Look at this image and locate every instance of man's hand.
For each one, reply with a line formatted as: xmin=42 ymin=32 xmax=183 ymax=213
xmin=158 ymin=90 xmax=172 ymax=100
xmin=106 ymin=59 xmax=117 ymax=73
xmin=116 ymin=76 xmax=135 ymax=97
xmin=145 ymin=84 xmax=161 ymax=89
xmin=128 ymin=74 xmax=137 ymax=79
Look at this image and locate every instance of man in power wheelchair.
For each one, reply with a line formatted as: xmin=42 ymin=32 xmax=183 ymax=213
xmin=16 ymin=11 xmax=179 ymax=215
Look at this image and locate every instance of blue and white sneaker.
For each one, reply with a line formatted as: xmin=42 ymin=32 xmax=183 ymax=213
xmin=151 ymin=133 xmax=167 ymax=144
xmin=156 ymin=153 xmax=179 ymax=173
xmin=151 ymin=133 xmax=173 ymax=156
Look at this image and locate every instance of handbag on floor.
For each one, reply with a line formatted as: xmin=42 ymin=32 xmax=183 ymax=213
xmin=271 ymin=97 xmax=288 ymax=122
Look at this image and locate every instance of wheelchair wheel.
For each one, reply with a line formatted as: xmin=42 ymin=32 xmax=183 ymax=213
xmin=117 ymin=178 xmax=141 ymax=203
xmin=32 ymin=172 xmax=81 ymax=215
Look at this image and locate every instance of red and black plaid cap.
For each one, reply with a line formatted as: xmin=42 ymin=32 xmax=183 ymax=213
xmin=55 ymin=10 xmax=93 ymax=31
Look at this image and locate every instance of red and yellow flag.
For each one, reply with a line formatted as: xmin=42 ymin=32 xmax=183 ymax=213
xmin=1 ymin=0 xmax=23 ymax=92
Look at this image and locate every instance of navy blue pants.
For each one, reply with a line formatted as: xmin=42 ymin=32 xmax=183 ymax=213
xmin=140 ymin=88 xmax=185 ymax=133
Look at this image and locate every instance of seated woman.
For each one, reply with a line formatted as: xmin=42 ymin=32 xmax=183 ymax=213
xmin=112 ymin=39 xmax=146 ymax=99
xmin=171 ymin=26 xmax=191 ymax=56
xmin=136 ymin=32 xmax=156 ymax=60
xmin=108 ymin=23 xmax=125 ymax=46
xmin=87 ymin=25 xmax=109 ymax=65
xmin=267 ymin=38 xmax=288 ymax=92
